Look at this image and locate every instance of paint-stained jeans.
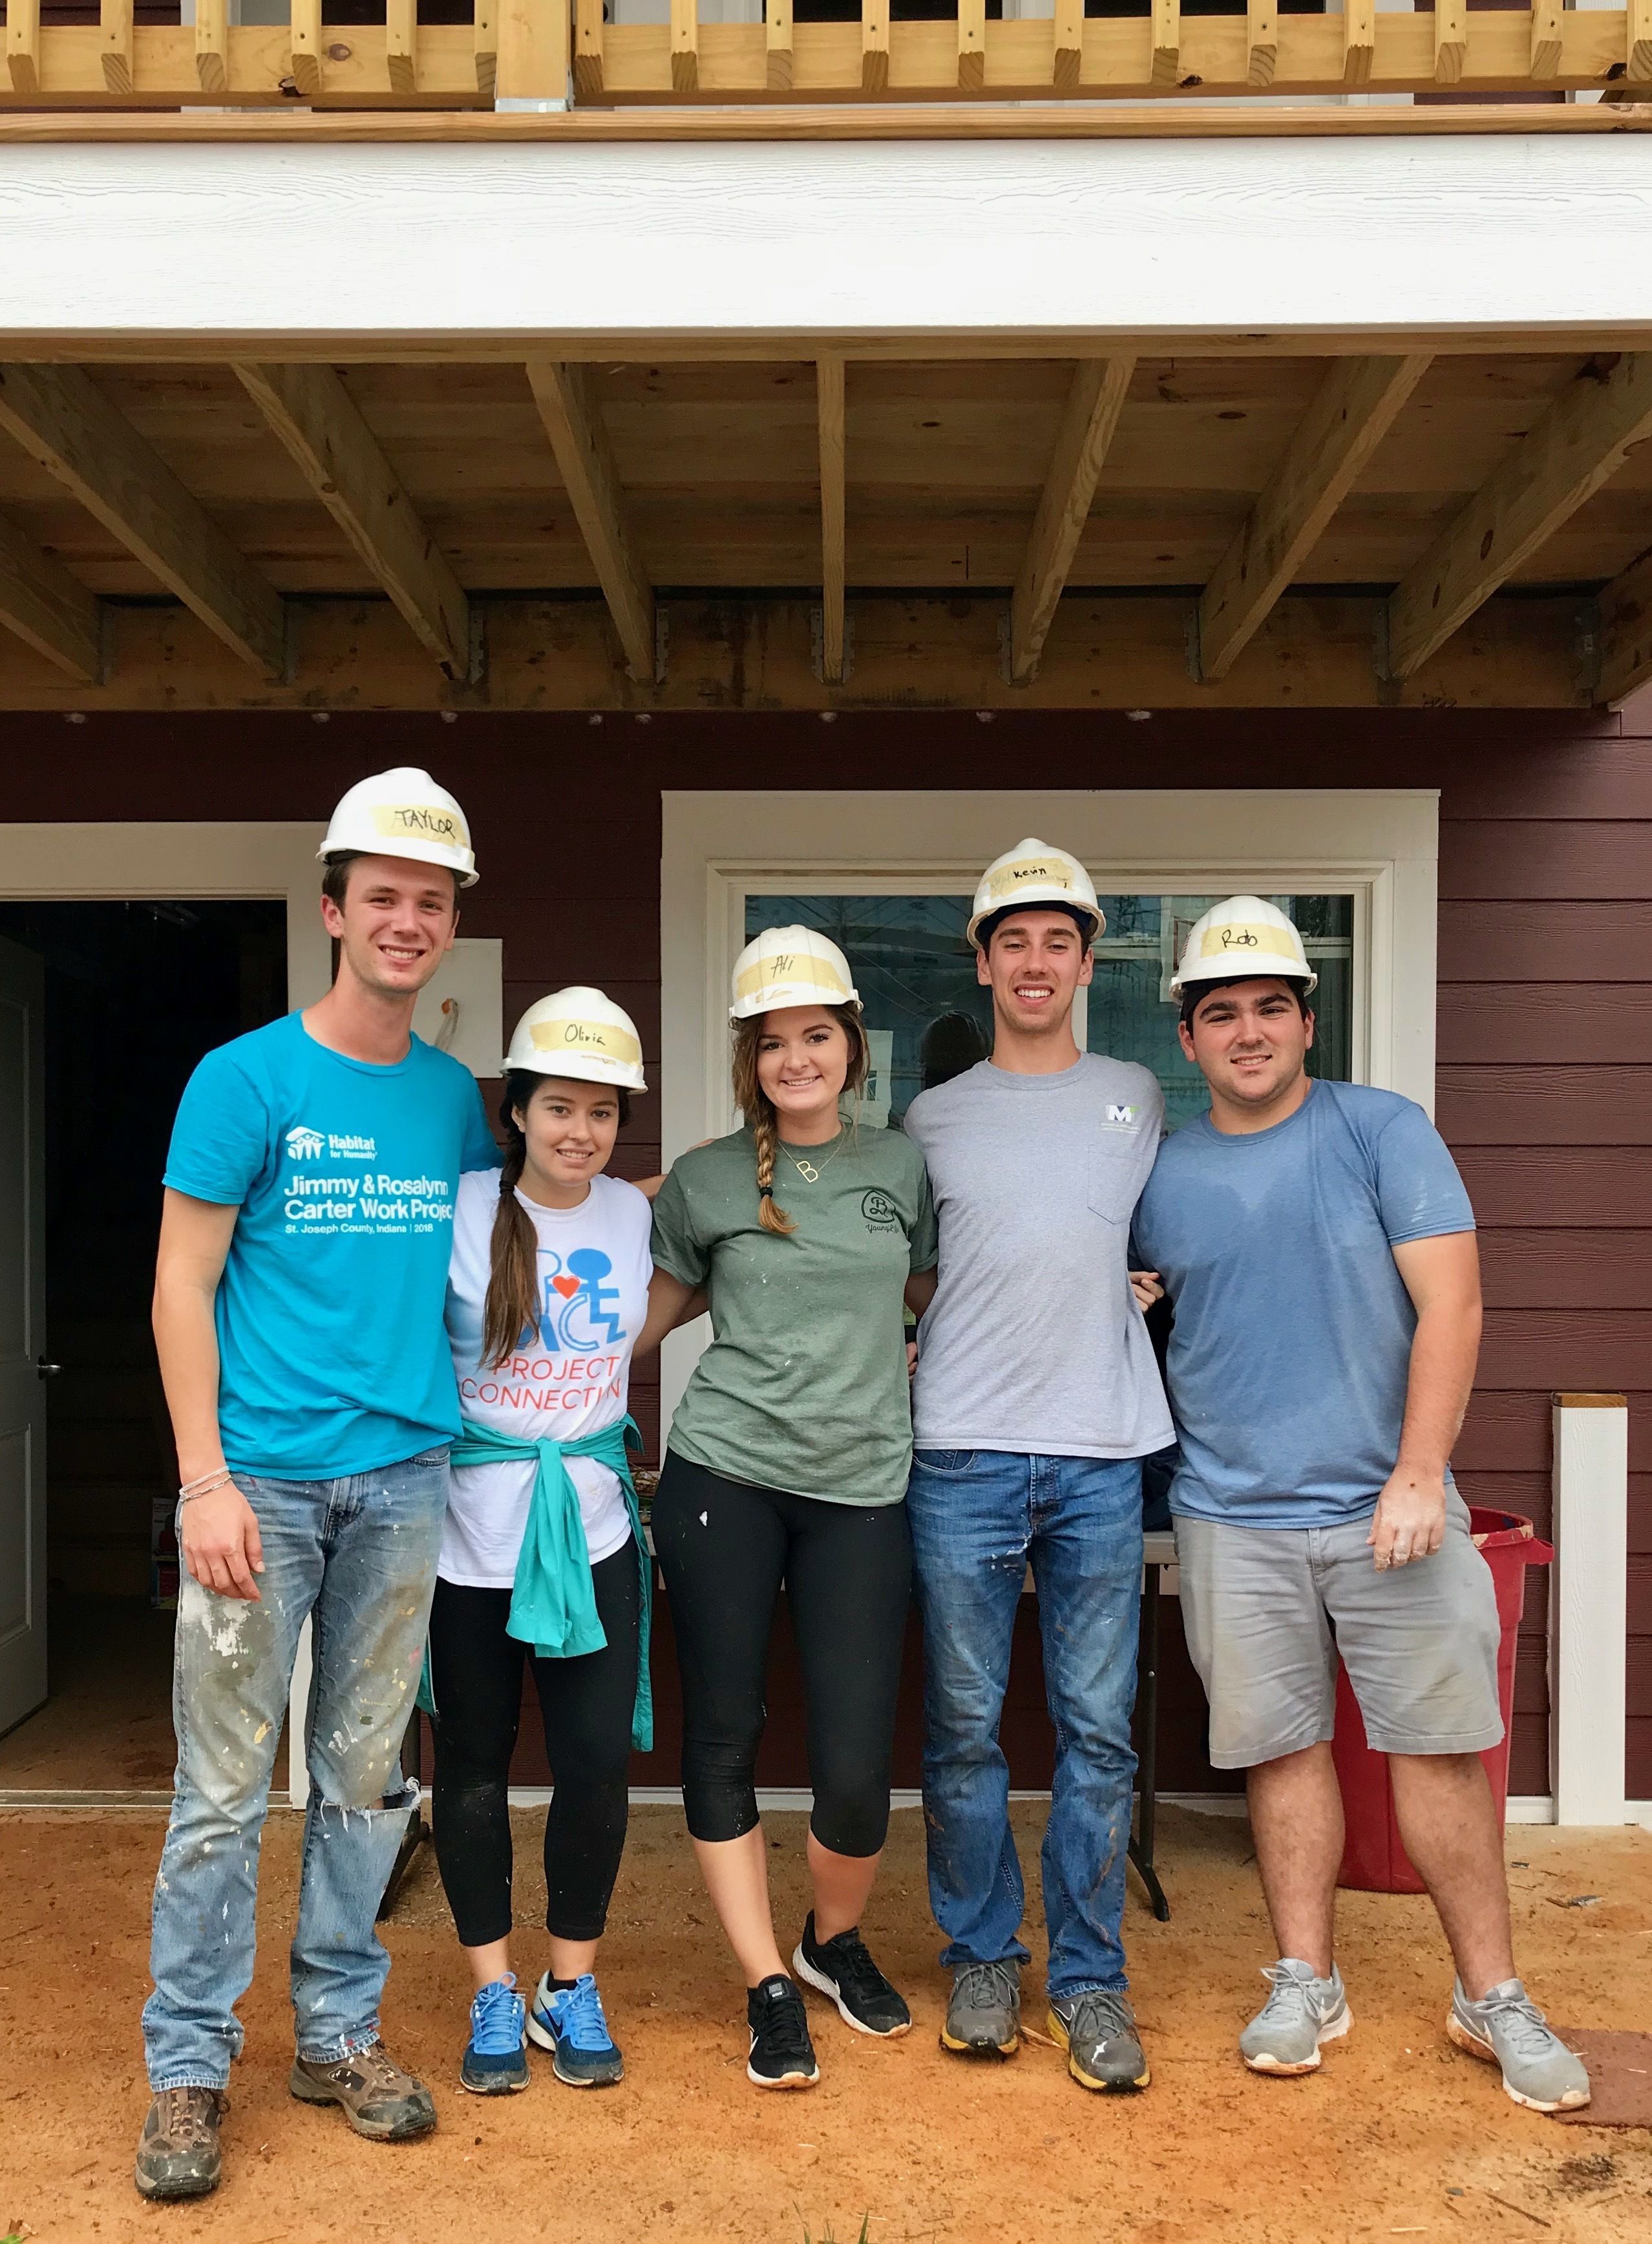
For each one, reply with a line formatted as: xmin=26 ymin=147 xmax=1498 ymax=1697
xmin=142 ymin=1451 xmax=449 ymax=2092
xmin=907 ymin=1449 xmax=1143 ymax=2001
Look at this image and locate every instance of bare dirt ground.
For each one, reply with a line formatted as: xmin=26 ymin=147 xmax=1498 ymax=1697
xmin=0 ymin=1804 xmax=1647 ymax=2244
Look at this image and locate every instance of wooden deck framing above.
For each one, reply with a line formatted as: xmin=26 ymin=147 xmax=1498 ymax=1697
xmin=0 ymin=350 xmax=1646 ymax=712
xmin=0 ymin=115 xmax=1645 ymax=713
xmin=3 ymin=5 xmax=1651 ymax=110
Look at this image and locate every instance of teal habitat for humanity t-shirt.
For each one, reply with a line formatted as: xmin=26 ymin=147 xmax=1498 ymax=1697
xmin=164 ymin=1010 xmax=499 ymax=1480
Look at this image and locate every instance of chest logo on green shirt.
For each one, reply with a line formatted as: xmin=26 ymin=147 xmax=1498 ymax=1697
xmin=861 ymin=1188 xmax=899 ymax=1230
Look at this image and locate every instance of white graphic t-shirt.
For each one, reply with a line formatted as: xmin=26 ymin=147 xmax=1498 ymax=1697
xmin=441 ymin=1168 xmax=653 ymax=1588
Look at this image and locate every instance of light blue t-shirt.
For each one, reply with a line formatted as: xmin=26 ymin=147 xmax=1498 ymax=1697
xmin=1131 ymin=1080 xmax=1476 ymax=1528
xmin=164 ymin=1010 xmax=499 ymax=1480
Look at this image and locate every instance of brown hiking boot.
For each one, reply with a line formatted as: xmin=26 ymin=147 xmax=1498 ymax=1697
xmin=134 ymin=2086 xmax=227 ymax=2201
xmin=289 ymin=2042 xmax=436 ymax=2141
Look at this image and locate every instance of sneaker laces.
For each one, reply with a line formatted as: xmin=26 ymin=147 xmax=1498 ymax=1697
xmin=1470 ymin=1983 xmax=1563 ymax=2061
xmin=155 ymin=2087 xmax=223 ymax=2145
xmin=955 ymin=1958 xmax=1021 ymax=2014
xmin=816 ymin=1927 xmax=891 ymax=2002
xmin=344 ymin=2042 xmax=423 ymax=2093
xmin=1063 ymin=1986 xmax=1136 ymax=2050
xmin=1255 ymin=1961 xmax=1325 ymax=2029
xmin=469 ymin=1976 xmax=525 ymax=2058
xmin=754 ymin=1982 xmax=814 ymax=2062
xmin=554 ymin=1974 xmax=615 ymax=2054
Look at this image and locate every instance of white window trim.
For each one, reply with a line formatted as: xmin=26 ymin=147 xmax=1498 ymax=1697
xmin=662 ymin=787 xmax=1439 ymax=1166
xmin=659 ymin=787 xmax=1440 ymax=1431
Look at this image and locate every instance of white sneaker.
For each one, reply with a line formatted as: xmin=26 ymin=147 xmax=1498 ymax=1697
xmin=1238 ymin=1959 xmax=1351 ymax=2075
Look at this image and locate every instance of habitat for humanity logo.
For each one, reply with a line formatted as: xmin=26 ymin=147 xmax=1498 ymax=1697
xmin=285 ymin=1124 xmax=377 ymax=1160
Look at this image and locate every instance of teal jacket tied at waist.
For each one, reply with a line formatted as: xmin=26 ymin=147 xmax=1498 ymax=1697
xmin=421 ymin=1413 xmax=653 ymax=1753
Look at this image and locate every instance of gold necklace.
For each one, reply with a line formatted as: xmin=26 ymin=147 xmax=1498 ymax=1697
xmin=780 ymin=1128 xmax=846 ymax=1185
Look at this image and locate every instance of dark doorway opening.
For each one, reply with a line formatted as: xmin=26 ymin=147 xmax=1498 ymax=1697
xmin=0 ymin=901 xmax=285 ymax=1793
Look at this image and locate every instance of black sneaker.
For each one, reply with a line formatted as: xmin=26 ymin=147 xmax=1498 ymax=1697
xmin=792 ymin=1911 xmax=912 ymax=2039
xmin=746 ymin=1974 xmax=820 ymax=2089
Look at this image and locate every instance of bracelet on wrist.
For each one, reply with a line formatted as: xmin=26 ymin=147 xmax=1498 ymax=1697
xmin=179 ymin=1468 xmax=234 ymax=1503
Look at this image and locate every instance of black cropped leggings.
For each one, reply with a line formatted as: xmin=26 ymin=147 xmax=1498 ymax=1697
xmin=651 ymin=1451 xmax=912 ymax=1859
xmin=428 ymin=1547 xmax=639 ymax=1949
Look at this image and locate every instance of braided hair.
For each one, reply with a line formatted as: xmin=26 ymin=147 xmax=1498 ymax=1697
xmin=481 ymin=1069 xmax=630 ymax=1365
xmin=730 ymin=1005 xmax=869 ymax=1238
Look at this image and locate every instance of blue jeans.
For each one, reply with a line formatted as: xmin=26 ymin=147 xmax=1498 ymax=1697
xmin=907 ymin=1449 xmax=1143 ymax=2001
xmin=142 ymin=1451 xmax=449 ymax=2092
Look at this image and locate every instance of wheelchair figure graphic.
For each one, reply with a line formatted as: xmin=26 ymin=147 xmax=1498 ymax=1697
xmin=536 ymin=1246 xmax=626 ymax=1353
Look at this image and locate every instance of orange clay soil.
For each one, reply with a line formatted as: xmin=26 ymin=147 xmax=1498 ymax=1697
xmin=0 ymin=1803 xmax=1647 ymax=2244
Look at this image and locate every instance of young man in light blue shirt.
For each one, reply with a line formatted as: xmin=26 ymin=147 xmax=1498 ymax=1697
xmin=1132 ymin=896 xmax=1588 ymax=2117
xmin=136 ymin=770 xmax=500 ymax=2201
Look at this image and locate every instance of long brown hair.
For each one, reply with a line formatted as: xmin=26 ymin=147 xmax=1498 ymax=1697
xmin=730 ymin=1005 xmax=868 ymax=1238
xmin=482 ymin=1069 xmax=631 ymax=1367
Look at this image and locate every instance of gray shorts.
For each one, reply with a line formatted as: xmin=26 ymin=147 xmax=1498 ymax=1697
xmin=1174 ymin=1493 xmax=1504 ymax=1770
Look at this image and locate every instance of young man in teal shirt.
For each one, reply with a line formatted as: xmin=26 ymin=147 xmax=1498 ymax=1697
xmin=136 ymin=770 xmax=499 ymax=2201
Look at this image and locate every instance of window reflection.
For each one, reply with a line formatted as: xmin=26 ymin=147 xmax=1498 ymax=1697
xmin=745 ymin=891 xmax=1352 ymax=1133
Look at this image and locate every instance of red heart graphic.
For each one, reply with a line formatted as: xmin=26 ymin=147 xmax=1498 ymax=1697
xmin=551 ymin=1276 xmax=579 ymax=1300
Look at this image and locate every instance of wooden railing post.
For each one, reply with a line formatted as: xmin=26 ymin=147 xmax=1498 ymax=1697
xmin=496 ymin=0 xmax=572 ymax=107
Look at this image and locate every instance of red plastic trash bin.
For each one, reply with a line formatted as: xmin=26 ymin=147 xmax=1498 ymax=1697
xmin=1333 ymin=1508 xmax=1553 ymax=1895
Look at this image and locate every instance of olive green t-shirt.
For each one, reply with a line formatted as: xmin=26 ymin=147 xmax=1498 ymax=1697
xmin=650 ymin=1123 xmax=938 ymax=1507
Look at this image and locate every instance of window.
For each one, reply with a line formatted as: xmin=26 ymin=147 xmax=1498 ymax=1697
xmin=745 ymin=888 xmax=1354 ymax=1131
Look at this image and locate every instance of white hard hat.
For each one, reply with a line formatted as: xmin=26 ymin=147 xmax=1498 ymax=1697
xmin=318 ymin=766 xmax=478 ymax=886
xmin=730 ymin=925 xmax=860 ymax=1023
xmin=504 ymin=987 xmax=647 ymax=1094
xmin=1169 ymin=895 xmax=1318 ymax=1001
xmin=966 ymin=837 xmax=1104 ymax=949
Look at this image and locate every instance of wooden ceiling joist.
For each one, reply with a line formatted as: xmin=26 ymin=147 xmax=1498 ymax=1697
xmin=1197 ymin=353 xmax=1430 ymax=683
xmin=0 ymin=508 xmax=101 ymax=681
xmin=1386 ymin=353 xmax=1652 ymax=679
xmin=1008 ymin=358 xmax=1134 ymax=685
xmin=0 ymin=363 xmax=286 ymax=678
xmin=235 ymin=361 xmax=471 ymax=682
xmin=525 ymin=360 xmax=657 ymax=683
xmin=1597 ymin=544 xmax=1652 ymax=707
xmin=817 ymin=355 xmax=847 ymax=687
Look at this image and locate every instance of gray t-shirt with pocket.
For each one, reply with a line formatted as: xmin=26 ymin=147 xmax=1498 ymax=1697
xmin=904 ymin=1053 xmax=1173 ymax=1460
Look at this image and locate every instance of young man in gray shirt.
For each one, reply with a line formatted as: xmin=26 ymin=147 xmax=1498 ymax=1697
xmin=904 ymin=839 xmax=1171 ymax=2094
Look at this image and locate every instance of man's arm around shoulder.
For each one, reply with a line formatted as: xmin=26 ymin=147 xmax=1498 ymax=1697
xmin=153 ymin=1190 xmax=266 ymax=1603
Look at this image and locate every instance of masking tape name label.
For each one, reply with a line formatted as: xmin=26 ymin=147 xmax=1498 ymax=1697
xmin=529 ymin=1018 xmax=643 ymax=1066
xmin=734 ymin=951 xmax=851 ymax=1001
xmin=1200 ymin=923 xmax=1286 ymax=959
xmin=370 ymin=803 xmax=470 ymax=849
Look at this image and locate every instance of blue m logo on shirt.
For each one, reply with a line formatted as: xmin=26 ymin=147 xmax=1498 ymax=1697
xmin=538 ymin=1247 xmax=625 ymax=1353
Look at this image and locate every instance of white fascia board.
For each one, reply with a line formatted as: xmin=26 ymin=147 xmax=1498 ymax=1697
xmin=1 ymin=138 xmax=1651 ymax=353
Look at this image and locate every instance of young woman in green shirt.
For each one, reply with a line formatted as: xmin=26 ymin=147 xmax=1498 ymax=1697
xmin=646 ymin=926 xmax=938 ymax=2090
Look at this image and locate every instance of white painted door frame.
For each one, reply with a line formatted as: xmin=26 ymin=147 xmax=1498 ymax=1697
xmin=0 ymin=822 xmax=329 ymax=1802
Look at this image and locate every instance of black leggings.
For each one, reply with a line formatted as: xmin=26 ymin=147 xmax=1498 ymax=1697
xmin=428 ymin=1546 xmax=639 ymax=1949
xmin=651 ymin=1451 xmax=912 ymax=1859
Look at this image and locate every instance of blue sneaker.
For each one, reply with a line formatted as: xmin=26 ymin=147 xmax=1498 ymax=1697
xmin=460 ymin=1974 xmax=529 ymax=2096
xmin=527 ymin=1971 xmax=624 ymax=2087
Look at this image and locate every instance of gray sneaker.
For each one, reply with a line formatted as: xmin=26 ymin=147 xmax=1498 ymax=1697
xmin=134 ymin=2086 xmax=226 ymax=2201
xmin=1448 ymin=1978 xmax=1591 ymax=2112
xmin=940 ymin=1958 xmax=1021 ymax=2057
xmin=1240 ymin=1959 xmax=1352 ymax=2076
xmin=1048 ymin=1987 xmax=1150 ymax=2093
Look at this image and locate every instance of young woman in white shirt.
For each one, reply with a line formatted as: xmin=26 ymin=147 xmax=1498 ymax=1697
xmin=429 ymin=988 xmax=688 ymax=2097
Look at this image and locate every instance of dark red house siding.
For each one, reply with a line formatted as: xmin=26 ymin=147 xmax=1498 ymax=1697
xmin=3 ymin=703 xmax=1646 ymax=1799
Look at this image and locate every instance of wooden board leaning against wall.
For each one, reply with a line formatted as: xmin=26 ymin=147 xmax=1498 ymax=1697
xmin=0 ymin=354 xmax=1648 ymax=713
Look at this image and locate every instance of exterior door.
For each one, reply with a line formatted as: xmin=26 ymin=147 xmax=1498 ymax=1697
xmin=0 ymin=934 xmax=47 ymax=1736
